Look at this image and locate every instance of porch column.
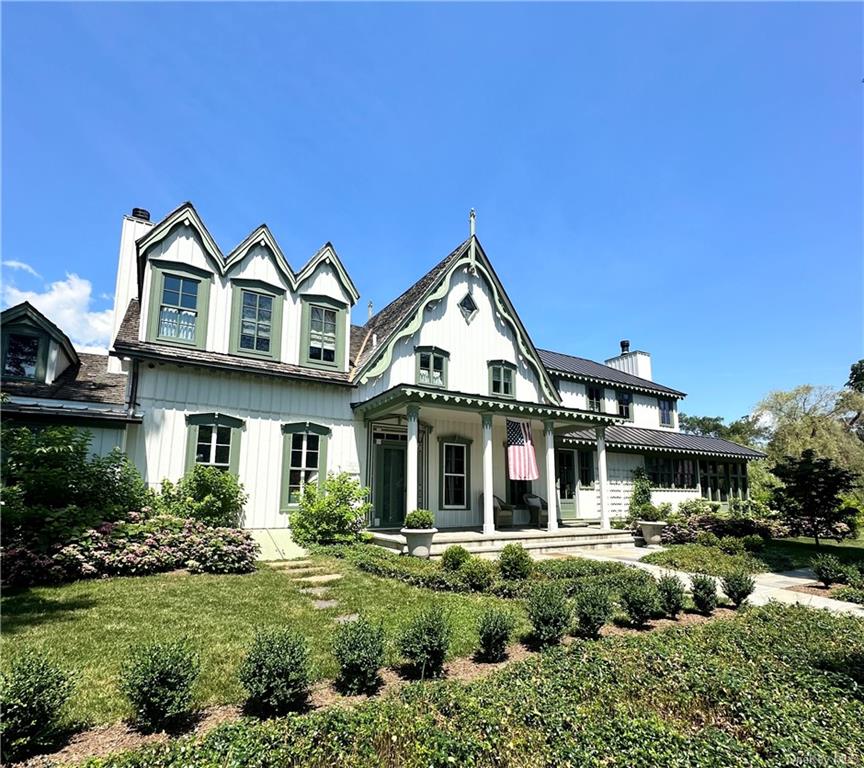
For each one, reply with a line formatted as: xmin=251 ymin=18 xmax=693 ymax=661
xmin=544 ymin=420 xmax=559 ymax=531
xmin=406 ymin=405 xmax=419 ymax=515
xmin=596 ymin=425 xmax=610 ymax=530
xmin=481 ymin=413 xmax=495 ymax=535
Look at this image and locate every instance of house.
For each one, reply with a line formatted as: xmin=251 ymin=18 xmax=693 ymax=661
xmin=1 ymin=203 xmax=764 ymax=542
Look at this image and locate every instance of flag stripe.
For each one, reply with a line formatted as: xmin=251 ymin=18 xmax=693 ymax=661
xmin=506 ymin=419 xmax=539 ymax=481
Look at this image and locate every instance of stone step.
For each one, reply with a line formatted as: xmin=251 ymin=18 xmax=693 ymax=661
xmin=295 ymin=573 xmax=344 ymax=584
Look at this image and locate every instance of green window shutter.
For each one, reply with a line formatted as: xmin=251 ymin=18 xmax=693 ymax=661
xmin=279 ymin=432 xmax=292 ymax=513
xmin=228 ymin=426 xmax=242 ymax=477
xmin=317 ymin=435 xmax=329 ymax=490
xmin=185 ymin=424 xmax=199 ymax=472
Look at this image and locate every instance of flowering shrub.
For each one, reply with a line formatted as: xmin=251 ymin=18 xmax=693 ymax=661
xmin=661 ymin=513 xmax=785 ymax=544
xmin=1 ymin=514 xmax=258 ymax=587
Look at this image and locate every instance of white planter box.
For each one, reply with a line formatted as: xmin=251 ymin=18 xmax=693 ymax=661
xmin=401 ymin=527 xmax=438 ymax=558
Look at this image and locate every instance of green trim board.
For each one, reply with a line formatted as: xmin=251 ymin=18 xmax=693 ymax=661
xmin=186 ymin=412 xmax=245 ymax=428
xmin=352 ymin=384 xmax=624 ymax=427
xmin=438 ymin=434 xmax=472 ymax=510
xmin=228 ymin=284 xmax=284 ymax=360
xmin=300 ymin=294 xmax=347 ymax=370
xmin=146 ymin=263 xmax=211 ymax=349
xmin=279 ymin=423 xmax=329 ymax=511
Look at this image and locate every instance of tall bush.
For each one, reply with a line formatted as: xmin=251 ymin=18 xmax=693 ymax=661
xmin=157 ymin=465 xmax=247 ymax=527
xmin=498 ymin=543 xmax=533 ymax=580
xmin=399 ymin=606 xmax=450 ymax=678
xmin=0 ymin=650 xmax=74 ymax=762
xmin=289 ymin=472 xmax=372 ymax=547
xmin=527 ymin=583 xmax=570 ymax=646
xmin=691 ymin=573 xmax=718 ymax=615
xmin=657 ymin=574 xmax=686 ymax=619
xmin=333 ymin=617 xmax=385 ymax=694
xmin=572 ymin=583 xmax=612 ymax=639
xmin=620 ymin=579 xmax=661 ymax=627
xmin=628 ymin=467 xmax=652 ymax=520
xmin=119 ymin=639 xmax=200 ymax=732
xmin=476 ymin=607 xmax=515 ymax=662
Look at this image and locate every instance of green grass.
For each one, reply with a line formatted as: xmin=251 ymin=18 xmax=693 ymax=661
xmin=644 ymin=536 xmax=864 ymax=577
xmin=0 ymin=555 xmax=525 ymax=726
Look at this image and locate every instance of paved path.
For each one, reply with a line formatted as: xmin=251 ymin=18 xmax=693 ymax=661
xmin=275 ymin=559 xmax=357 ymax=624
xmin=546 ymin=546 xmax=864 ymax=618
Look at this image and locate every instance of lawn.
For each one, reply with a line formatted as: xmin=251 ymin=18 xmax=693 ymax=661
xmin=85 ymin=603 xmax=864 ymax=768
xmin=0 ymin=555 xmax=525 ymax=726
xmin=643 ymin=535 xmax=864 ymax=577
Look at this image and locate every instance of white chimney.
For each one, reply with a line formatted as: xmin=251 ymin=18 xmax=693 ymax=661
xmin=604 ymin=339 xmax=653 ymax=381
xmin=107 ymin=208 xmax=153 ymax=373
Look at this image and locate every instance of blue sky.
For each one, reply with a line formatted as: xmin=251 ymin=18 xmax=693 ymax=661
xmin=2 ymin=2 xmax=861 ymax=420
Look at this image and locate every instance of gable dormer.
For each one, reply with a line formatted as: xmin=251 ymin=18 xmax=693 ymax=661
xmin=1 ymin=302 xmax=78 ymax=384
xmin=114 ymin=204 xmax=358 ymax=375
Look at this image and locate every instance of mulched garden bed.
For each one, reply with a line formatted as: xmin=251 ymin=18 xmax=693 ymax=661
xmin=788 ymin=582 xmax=849 ymax=599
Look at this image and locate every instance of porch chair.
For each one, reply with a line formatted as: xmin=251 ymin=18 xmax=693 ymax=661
xmin=523 ymin=494 xmax=560 ymax=529
xmin=480 ymin=493 xmax=514 ymax=528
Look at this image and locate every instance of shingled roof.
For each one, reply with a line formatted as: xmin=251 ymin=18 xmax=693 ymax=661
xmin=113 ymin=299 xmax=352 ymax=385
xmin=1 ymin=353 xmax=128 ymax=406
xmin=351 ymin=239 xmax=470 ymax=372
xmin=538 ymin=348 xmax=686 ymax=399
xmin=562 ymin=425 xmax=765 ymax=459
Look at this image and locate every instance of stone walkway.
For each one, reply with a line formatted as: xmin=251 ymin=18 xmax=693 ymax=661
xmin=271 ymin=559 xmax=358 ymax=624
xmin=544 ymin=546 xmax=864 ymax=618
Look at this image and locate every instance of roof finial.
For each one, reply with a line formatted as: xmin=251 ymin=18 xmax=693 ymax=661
xmin=469 ymin=208 xmax=476 ymax=272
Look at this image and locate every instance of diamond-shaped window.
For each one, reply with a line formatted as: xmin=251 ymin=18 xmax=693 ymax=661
xmin=458 ymin=293 xmax=478 ymax=323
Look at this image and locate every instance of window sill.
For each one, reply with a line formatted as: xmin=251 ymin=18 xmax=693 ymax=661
xmin=231 ymin=347 xmax=280 ymax=362
xmin=151 ymin=335 xmax=202 ymax=349
xmin=302 ymin=359 xmax=342 ymax=372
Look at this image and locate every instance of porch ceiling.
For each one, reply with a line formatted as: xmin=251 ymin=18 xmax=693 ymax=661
xmin=352 ymin=384 xmax=623 ymax=428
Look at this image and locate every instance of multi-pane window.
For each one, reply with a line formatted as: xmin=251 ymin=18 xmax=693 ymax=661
xmin=287 ymin=432 xmax=320 ymax=503
xmin=698 ymin=461 xmax=747 ymax=501
xmin=556 ymin=450 xmax=576 ymax=499
xmin=195 ymin=425 xmax=232 ymax=470
xmin=658 ymin=398 xmax=673 ymax=426
xmin=578 ymin=449 xmax=594 ymax=485
xmin=239 ymin=290 xmax=273 ymax=353
xmin=3 ymin=334 xmax=40 ymax=378
xmin=587 ymin=386 xmax=604 ymax=413
xmin=458 ymin=293 xmax=478 ymax=323
xmin=418 ymin=351 xmax=446 ymax=387
xmin=308 ymin=305 xmax=337 ymax=364
xmin=490 ymin=363 xmax=515 ymax=398
xmin=158 ymin=274 xmax=199 ymax=342
xmin=442 ymin=442 xmax=467 ymax=507
xmin=645 ymin=457 xmax=697 ymax=488
xmin=617 ymin=391 xmax=632 ymax=420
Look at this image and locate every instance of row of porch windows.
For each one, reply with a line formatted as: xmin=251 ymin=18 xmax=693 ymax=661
xmin=151 ymin=269 xmax=343 ymax=368
xmin=644 ymin=456 xmax=748 ymax=500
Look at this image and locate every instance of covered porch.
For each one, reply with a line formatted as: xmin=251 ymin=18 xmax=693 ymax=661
xmin=352 ymin=385 xmax=624 ymax=536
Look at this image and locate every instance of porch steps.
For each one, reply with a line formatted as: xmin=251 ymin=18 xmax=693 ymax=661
xmin=369 ymin=527 xmax=636 ymax=559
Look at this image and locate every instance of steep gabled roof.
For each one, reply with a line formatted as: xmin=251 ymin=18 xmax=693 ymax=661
xmin=1 ymin=302 xmax=78 ymax=368
xmin=538 ymin=348 xmax=686 ymax=399
xmin=1 ymin=353 xmax=128 ymax=406
xmin=351 ymin=237 xmax=563 ymax=404
xmin=135 ymin=202 xmax=359 ymax=303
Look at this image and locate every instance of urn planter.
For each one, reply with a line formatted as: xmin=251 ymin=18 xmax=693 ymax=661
xmin=638 ymin=520 xmax=668 ymax=547
xmin=401 ymin=527 xmax=438 ymax=558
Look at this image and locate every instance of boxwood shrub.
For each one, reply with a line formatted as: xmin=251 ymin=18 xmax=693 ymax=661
xmin=239 ymin=628 xmax=312 ymax=716
xmin=460 ymin=557 xmax=496 ymax=592
xmin=571 ymin=582 xmax=613 ymax=639
xmin=721 ymin=569 xmax=755 ymax=608
xmin=691 ymin=573 xmax=718 ymax=615
xmin=497 ymin=543 xmax=533 ymax=580
xmin=476 ymin=606 xmax=515 ymax=662
xmin=526 ymin=582 xmax=569 ymax=646
xmin=810 ymin=553 xmax=848 ymax=587
xmin=399 ymin=606 xmax=450 ymax=678
xmin=619 ymin=578 xmax=661 ymax=627
xmin=440 ymin=545 xmax=470 ymax=572
xmin=119 ymin=639 xmax=200 ymax=732
xmin=0 ymin=650 xmax=74 ymax=762
xmin=332 ymin=616 xmax=385 ymax=695
xmin=657 ymin=573 xmax=686 ymax=619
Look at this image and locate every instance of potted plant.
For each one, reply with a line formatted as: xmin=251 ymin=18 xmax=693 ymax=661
xmin=636 ymin=503 xmax=669 ymax=546
xmin=401 ymin=509 xmax=437 ymax=558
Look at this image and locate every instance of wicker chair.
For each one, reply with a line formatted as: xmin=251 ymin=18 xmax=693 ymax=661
xmin=480 ymin=493 xmax=514 ymax=528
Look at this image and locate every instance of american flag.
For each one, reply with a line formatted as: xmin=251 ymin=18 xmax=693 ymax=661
xmin=506 ymin=419 xmax=539 ymax=481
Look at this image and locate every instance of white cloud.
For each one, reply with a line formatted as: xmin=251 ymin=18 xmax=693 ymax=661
xmin=3 ymin=274 xmax=114 ymax=352
xmin=2 ymin=260 xmax=42 ymax=278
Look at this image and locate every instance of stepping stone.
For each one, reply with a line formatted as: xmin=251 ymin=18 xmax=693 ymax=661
xmin=283 ymin=568 xmax=327 ymax=578
xmin=296 ymin=573 xmax=343 ymax=584
xmin=300 ymin=586 xmax=330 ymax=596
xmin=335 ymin=613 xmax=359 ymax=624
xmin=313 ymin=599 xmax=339 ymax=610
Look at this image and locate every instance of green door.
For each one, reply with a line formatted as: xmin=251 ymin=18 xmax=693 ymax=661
xmin=375 ymin=441 xmax=406 ymax=528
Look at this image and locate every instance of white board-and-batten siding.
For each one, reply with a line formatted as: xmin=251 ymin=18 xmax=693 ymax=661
xmin=128 ymin=365 xmax=363 ymax=529
xmin=556 ymin=379 xmax=679 ymax=431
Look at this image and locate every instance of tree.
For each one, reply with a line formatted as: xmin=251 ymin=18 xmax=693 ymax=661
xmin=772 ymin=450 xmax=859 ymax=545
xmin=848 ymin=360 xmax=864 ymax=393
xmin=678 ymin=413 xmax=768 ymax=448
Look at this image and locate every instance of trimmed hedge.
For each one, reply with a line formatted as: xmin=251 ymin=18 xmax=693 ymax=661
xmin=81 ymin=605 xmax=864 ymax=768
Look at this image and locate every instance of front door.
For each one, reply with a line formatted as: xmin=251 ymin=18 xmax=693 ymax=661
xmin=375 ymin=441 xmax=406 ymax=528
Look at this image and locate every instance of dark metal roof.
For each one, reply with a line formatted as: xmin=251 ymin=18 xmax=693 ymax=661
xmin=351 ymin=239 xmax=470 ymax=371
xmin=1 ymin=353 xmax=128 ymax=406
xmin=562 ymin=425 xmax=765 ymax=459
xmin=537 ymin=348 xmax=686 ymax=398
xmin=113 ymin=300 xmax=353 ymax=386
